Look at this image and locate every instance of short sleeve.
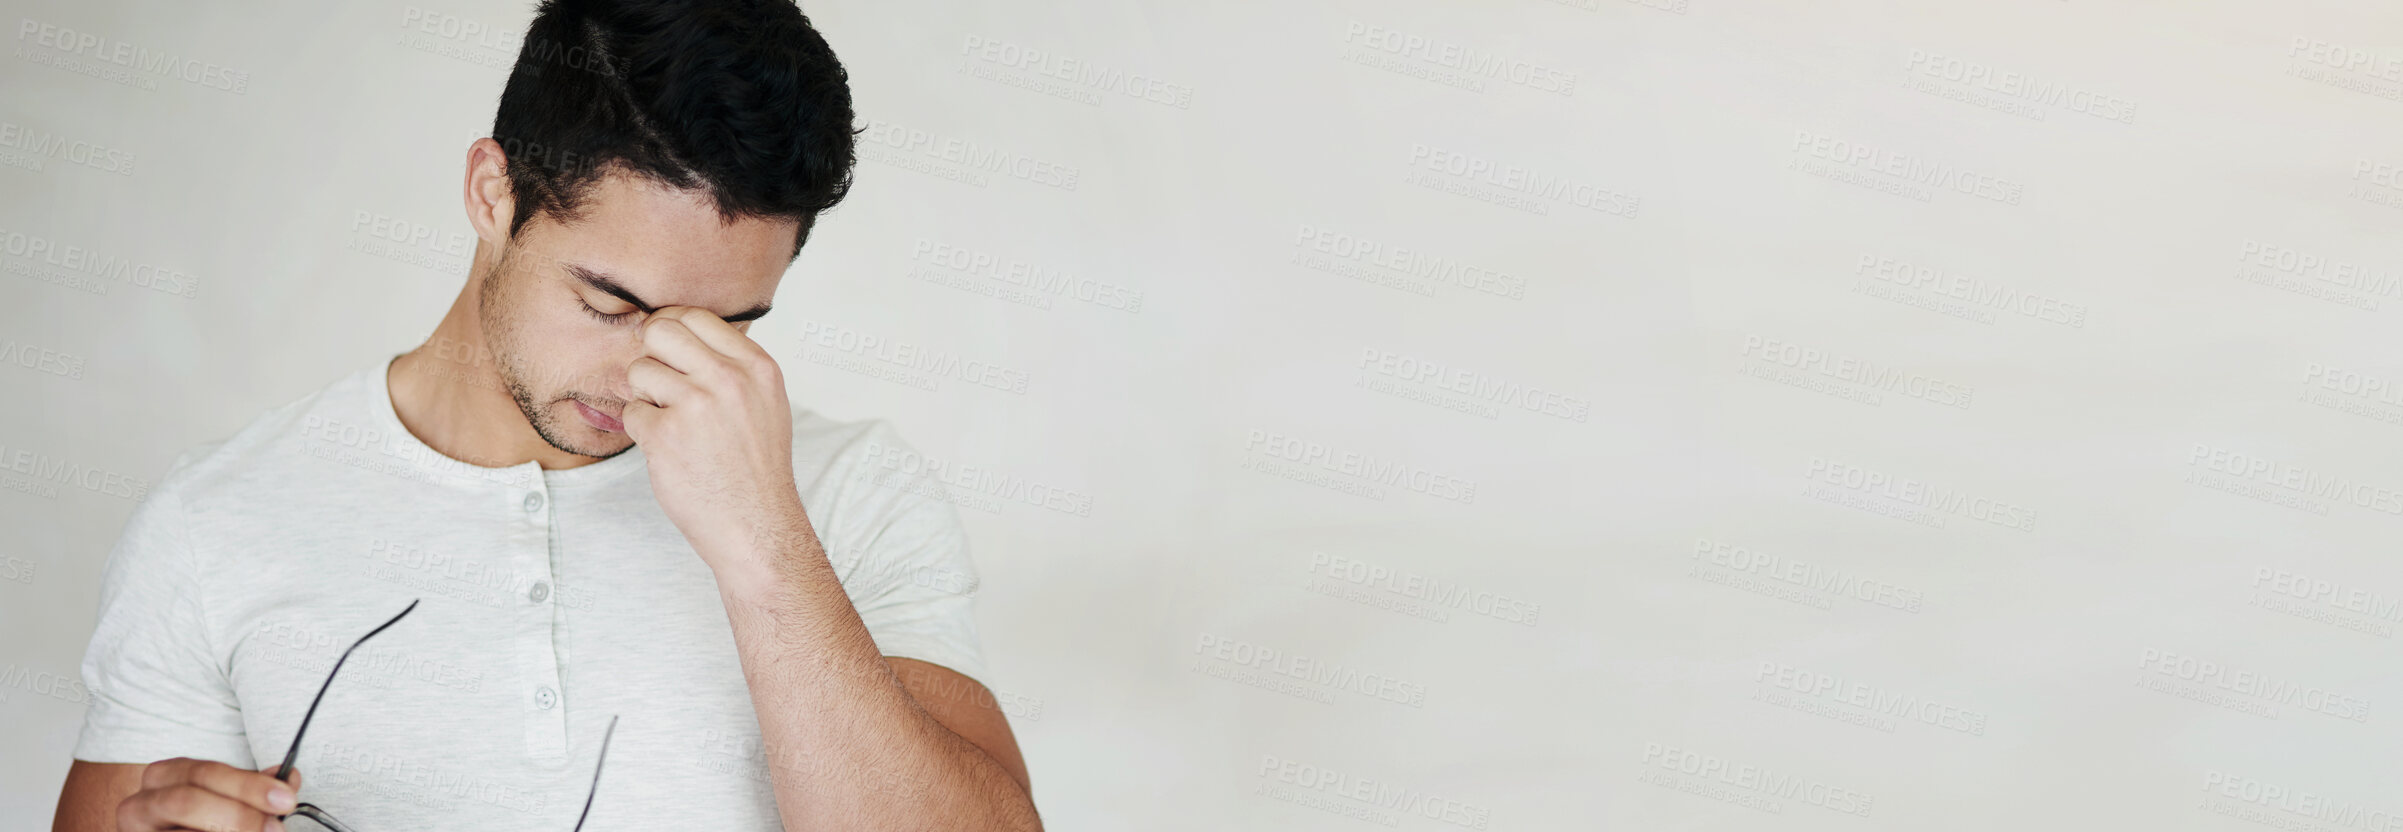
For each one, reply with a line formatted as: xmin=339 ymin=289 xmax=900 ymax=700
xmin=825 ymin=425 xmax=991 ymax=689
xmin=72 ymin=479 xmax=254 ymax=766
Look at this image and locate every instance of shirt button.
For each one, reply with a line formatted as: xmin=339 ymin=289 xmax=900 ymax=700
xmin=529 ymin=581 xmax=551 ymax=603
xmin=523 ymin=492 xmax=545 ymax=514
xmin=535 ymin=686 xmax=557 ymax=710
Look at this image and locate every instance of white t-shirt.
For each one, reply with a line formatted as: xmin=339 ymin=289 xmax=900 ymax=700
xmin=73 ymin=355 xmax=987 ymax=829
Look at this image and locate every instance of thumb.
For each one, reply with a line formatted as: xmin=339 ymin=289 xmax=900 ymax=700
xmin=261 ymin=762 xmax=302 ymax=792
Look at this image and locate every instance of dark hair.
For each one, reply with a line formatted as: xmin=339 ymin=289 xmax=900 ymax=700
xmin=491 ymin=0 xmax=856 ymax=254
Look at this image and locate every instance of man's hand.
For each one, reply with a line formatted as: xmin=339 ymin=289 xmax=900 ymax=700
xmin=622 ymin=307 xmax=806 ymax=581
xmin=113 ymin=759 xmax=301 ymax=832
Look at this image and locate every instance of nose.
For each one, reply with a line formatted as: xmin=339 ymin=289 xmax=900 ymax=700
xmin=595 ymin=326 xmax=650 ymax=403
xmin=596 ymin=367 xmax=637 ymax=405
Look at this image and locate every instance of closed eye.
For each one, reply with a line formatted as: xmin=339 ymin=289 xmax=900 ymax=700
xmin=580 ymin=298 xmax=638 ymax=324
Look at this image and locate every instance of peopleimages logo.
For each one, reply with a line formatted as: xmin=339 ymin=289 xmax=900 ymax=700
xmin=2289 ymin=37 xmax=2403 ymax=82
xmin=1307 ymin=552 xmax=1541 ymax=625
xmin=0 ymin=336 xmax=87 ymax=380
xmin=858 ymin=440 xmax=1095 ymax=518
xmin=2202 ymin=771 xmax=2403 ymax=831
xmin=1789 ymin=130 xmax=2024 ymax=205
xmin=2236 ymin=239 xmax=2403 ymax=299
xmin=1693 ymin=538 xmax=1926 ymax=613
xmin=957 ymin=34 xmax=1194 ymax=109
xmin=0 ymin=121 xmax=135 ymax=175
xmin=1406 ymin=143 xmax=1638 ymax=217
xmin=1754 ymin=662 xmax=1987 ymax=736
xmin=1741 ymin=336 xmax=1977 ymax=409
xmin=2187 ymin=443 xmax=2403 ymax=516
xmin=908 ymin=238 xmax=1143 ymax=314
xmin=0 ymin=663 xmax=89 ymax=706
xmin=1293 ymin=224 xmax=1528 ymax=300
xmin=0 ymin=226 xmax=199 ymax=299
xmin=0 ymin=440 xmax=148 ymax=501
xmin=398 ymin=6 xmax=521 ymax=53
xmin=857 ymin=117 xmax=1081 ymax=191
xmin=15 ymin=18 xmax=251 ymax=94
xmin=1638 ymin=743 xmax=1876 ymax=817
xmin=1242 ymin=428 xmax=1479 ymax=504
xmin=1340 ymin=22 xmax=1576 ymax=96
xmin=1192 ymin=633 xmax=1428 ymax=707
xmin=2137 ymin=647 xmax=2371 ymax=722
xmin=792 ymin=318 xmax=1033 ymax=395
xmin=1855 ymin=255 xmax=2088 ymax=328
xmin=1256 ymin=755 xmax=1492 ymax=829
xmin=1803 ymin=457 xmax=2037 ymax=532
xmin=1902 ymin=49 xmax=2139 ymax=123
xmin=1357 ymin=347 xmax=1590 ymax=423
xmin=2254 ymin=567 xmax=2403 ymax=620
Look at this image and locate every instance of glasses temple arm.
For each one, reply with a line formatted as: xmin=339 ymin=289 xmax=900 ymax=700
xmin=571 ymin=715 xmax=619 ymax=832
xmin=275 ymin=599 xmax=419 ymax=783
xmin=289 ymin=803 xmax=362 ymax=832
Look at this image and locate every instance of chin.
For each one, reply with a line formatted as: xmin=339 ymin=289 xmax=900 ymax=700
xmin=532 ymin=403 xmax=633 ymax=459
xmin=581 ymin=435 xmax=636 ymax=459
xmin=565 ymin=433 xmax=634 ymax=460
xmin=564 ymin=417 xmax=633 ymax=453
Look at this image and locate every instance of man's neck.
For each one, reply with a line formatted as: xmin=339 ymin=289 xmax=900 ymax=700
xmin=387 ymin=274 xmax=604 ymax=472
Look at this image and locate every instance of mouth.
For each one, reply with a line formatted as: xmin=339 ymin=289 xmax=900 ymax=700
xmin=571 ymin=398 xmax=625 ymax=433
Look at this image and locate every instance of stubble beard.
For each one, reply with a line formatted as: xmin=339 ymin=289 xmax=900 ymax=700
xmin=478 ymin=243 xmax=633 ymax=461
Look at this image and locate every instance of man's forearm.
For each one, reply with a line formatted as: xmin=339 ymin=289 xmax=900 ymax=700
xmin=711 ymin=513 xmax=1039 ymax=831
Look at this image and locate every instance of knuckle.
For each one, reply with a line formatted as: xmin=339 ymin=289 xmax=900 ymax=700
xmin=141 ymin=758 xmax=185 ymax=788
xmin=156 ymin=784 xmax=199 ymax=816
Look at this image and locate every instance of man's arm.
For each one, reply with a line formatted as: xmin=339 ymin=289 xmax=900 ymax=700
xmin=619 ymin=307 xmax=1037 ymax=830
xmin=50 ymin=762 xmax=138 ymax=832
xmin=718 ymin=523 xmax=1038 ymax=829
xmin=891 ymin=658 xmax=1032 ymax=791
xmin=63 ymin=458 xmax=307 ymax=832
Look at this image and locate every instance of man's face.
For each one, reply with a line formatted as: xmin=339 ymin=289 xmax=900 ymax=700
xmin=477 ymin=170 xmax=800 ymax=459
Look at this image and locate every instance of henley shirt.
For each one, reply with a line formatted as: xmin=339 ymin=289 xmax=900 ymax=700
xmin=72 ymin=355 xmax=989 ymax=829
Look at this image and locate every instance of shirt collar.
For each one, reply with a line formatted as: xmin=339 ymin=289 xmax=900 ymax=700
xmin=370 ymin=353 xmax=649 ymax=491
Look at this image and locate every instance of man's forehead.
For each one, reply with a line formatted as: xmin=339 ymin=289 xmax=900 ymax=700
xmin=515 ymin=176 xmax=793 ymax=306
xmin=539 ymin=169 xmax=801 ymax=266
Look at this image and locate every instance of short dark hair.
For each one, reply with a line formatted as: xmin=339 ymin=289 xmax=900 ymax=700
xmin=491 ymin=0 xmax=856 ymax=254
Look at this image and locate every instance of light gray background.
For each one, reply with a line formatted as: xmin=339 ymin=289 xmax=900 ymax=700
xmin=7 ymin=0 xmax=2403 ymax=828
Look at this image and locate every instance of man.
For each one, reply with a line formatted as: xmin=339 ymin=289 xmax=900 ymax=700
xmin=50 ymin=1 xmax=1040 ymax=830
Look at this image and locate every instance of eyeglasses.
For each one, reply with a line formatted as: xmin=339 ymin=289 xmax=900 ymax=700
xmin=271 ymin=599 xmax=619 ymax=832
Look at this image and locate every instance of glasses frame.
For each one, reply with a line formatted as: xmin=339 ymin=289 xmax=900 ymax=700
xmin=270 ymin=599 xmax=619 ymax=832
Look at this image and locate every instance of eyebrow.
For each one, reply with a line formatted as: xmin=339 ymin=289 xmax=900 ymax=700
xmin=566 ymin=263 xmax=773 ymax=323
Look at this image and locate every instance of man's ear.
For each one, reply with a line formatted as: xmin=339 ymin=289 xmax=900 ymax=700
xmin=464 ymin=137 xmax=515 ymax=247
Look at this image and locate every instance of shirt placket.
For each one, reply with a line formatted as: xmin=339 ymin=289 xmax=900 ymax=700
xmin=513 ymin=482 xmax=569 ymax=764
